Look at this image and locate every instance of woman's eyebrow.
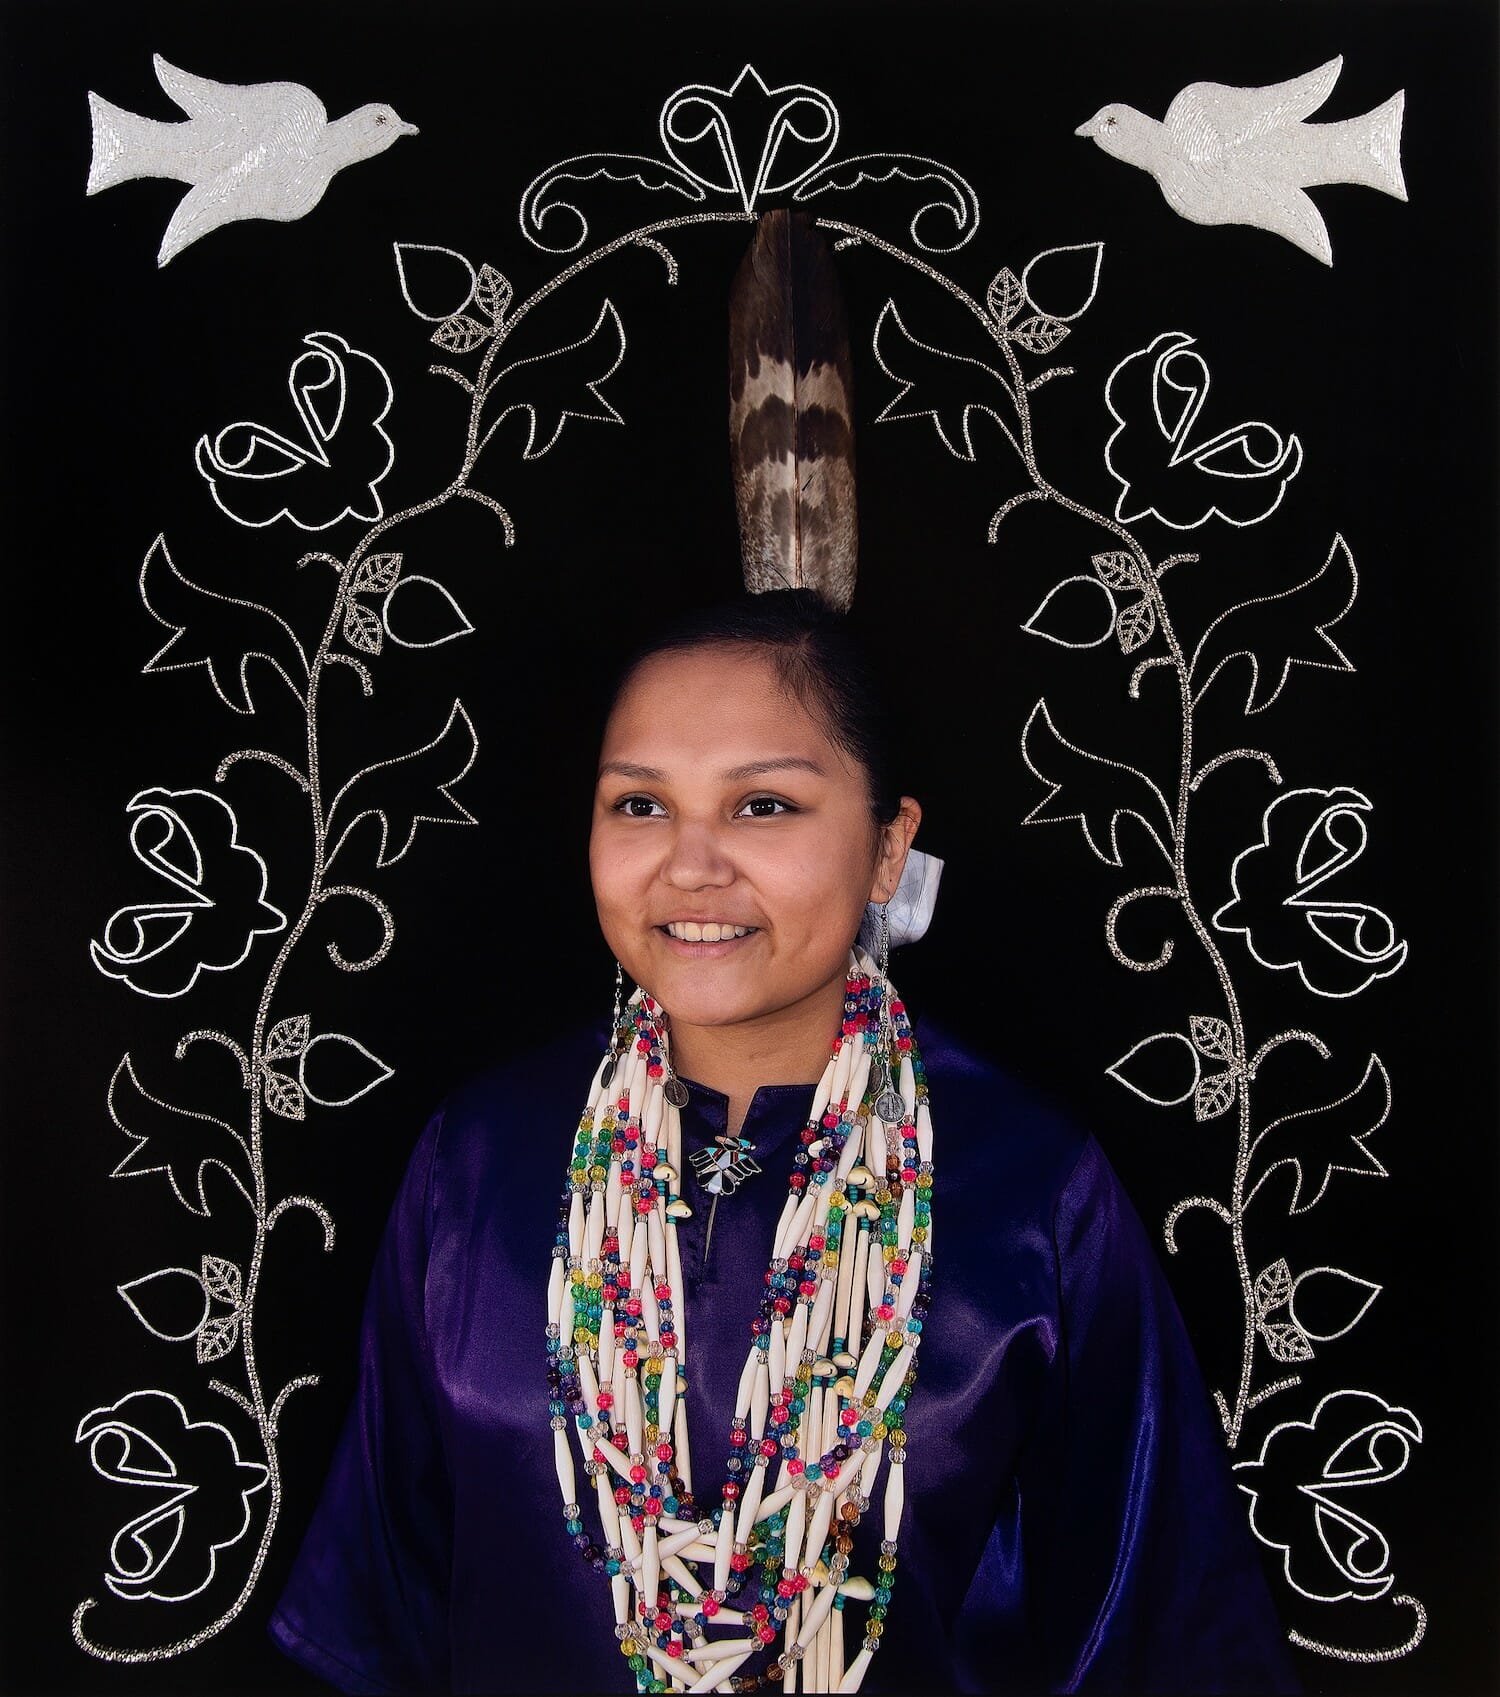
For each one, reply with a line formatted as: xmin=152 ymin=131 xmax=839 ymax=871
xmin=720 ymin=757 xmax=826 ymax=781
xmin=596 ymin=756 xmax=826 ymax=783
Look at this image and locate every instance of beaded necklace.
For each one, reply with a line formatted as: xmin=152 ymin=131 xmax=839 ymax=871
xmin=546 ymin=951 xmax=934 ymax=1695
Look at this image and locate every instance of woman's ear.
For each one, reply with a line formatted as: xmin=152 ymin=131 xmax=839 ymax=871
xmin=869 ymin=797 xmax=922 ymax=905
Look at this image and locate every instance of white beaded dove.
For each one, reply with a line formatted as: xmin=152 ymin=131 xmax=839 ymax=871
xmin=87 ymin=54 xmax=418 ymax=267
xmin=1074 ymin=56 xmax=1405 ymax=265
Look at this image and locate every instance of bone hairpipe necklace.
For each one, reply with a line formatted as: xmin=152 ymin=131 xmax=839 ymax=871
xmin=546 ymin=950 xmax=934 ymax=1693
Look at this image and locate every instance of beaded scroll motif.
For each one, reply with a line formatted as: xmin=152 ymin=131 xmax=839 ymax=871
xmin=77 ymin=58 xmax=1421 ymax=1671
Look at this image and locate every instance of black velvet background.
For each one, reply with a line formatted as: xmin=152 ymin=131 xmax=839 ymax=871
xmin=1 ymin=0 xmax=1495 ymax=1692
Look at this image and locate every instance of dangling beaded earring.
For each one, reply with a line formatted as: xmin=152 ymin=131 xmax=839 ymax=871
xmin=598 ymin=960 xmax=624 ymax=1090
xmin=872 ymin=902 xmax=905 ymax=1122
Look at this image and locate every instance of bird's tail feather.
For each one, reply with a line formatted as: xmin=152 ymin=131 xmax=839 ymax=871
xmin=86 ymin=92 xmax=186 ymax=194
xmin=728 ymin=211 xmax=858 ymax=612
xmin=1305 ymin=91 xmax=1406 ymax=201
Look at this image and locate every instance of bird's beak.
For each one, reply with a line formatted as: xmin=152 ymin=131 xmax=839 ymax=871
xmin=399 ymin=122 xmax=420 ymax=137
xmin=1073 ymin=121 xmax=1093 ymax=137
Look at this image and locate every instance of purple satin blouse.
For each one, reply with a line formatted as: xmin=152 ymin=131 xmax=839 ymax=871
xmin=268 ymin=1019 xmax=1299 ymax=1694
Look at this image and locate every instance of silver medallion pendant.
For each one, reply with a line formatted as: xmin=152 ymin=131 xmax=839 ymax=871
xmin=873 ymin=1063 xmax=904 ymax=1122
xmin=663 ymin=1076 xmax=690 ymax=1108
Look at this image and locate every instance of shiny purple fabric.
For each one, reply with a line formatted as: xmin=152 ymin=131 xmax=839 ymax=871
xmin=268 ymin=1020 xmax=1299 ymax=1694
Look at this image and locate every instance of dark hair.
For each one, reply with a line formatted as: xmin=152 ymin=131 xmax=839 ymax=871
xmin=607 ymin=589 xmax=903 ymax=826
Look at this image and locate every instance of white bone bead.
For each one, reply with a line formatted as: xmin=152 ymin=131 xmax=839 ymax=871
xmin=835 ymin=1122 xmax=864 ymax=1180
xmin=617 ymin=1207 xmax=634 ymax=1283
xmin=734 ymin=1463 xmax=767 ymax=1544
xmin=750 ymin=1360 xmax=770 ymax=1440
xmin=899 ymin=1054 xmax=916 ymax=1116
xmin=847 ymin=1229 xmax=871 ymax=1356
xmin=641 ymin=1523 xmax=660 ymax=1621
xmin=786 ymin=1300 xmax=810 ymax=1371
xmin=547 ymin=1258 xmax=564 ymax=1326
xmin=915 ymin=1100 xmax=933 ymax=1163
xmin=809 ymin=1053 xmax=838 ymax=1125
xmin=782 ymin=1483 xmax=807 ymax=1577
xmin=666 ymin=1099 xmax=683 ymax=1172
xmin=804 ymin=1388 xmax=823 ymax=1467
xmin=838 ymin=1645 xmax=873 ymax=1693
xmin=808 ymin=1280 xmax=836 ymax=1361
xmin=559 ymin=1284 xmax=575 ymax=1344
xmin=830 ymin=1038 xmax=856 ymax=1107
xmin=611 ymin=1573 xmax=631 ymax=1627
xmin=686 ymin=1650 xmax=754 ymax=1693
xmin=666 ymin=1225 xmax=687 ymax=1363
xmin=734 ymin=1348 xmax=760 ymax=1420
xmin=829 ymin=1600 xmax=844 ymax=1691
xmin=846 ymin=1048 xmax=873 ymax=1116
xmin=641 ymin=1288 xmax=661 ymax=1346
xmin=755 ymin=1484 xmax=795 ymax=1523
xmin=577 ymin=1354 xmax=601 ymax=1419
xmin=596 ymin=1435 xmax=636 ymax=1487
xmin=874 ymin=1343 xmax=914 ymax=1415
xmin=594 ymin=1471 xmax=621 ymax=1545
xmin=629 ymin=1220 xmax=648 ymax=1294
xmin=672 ymin=1540 xmax=718 ymax=1562
xmin=585 ymin=1191 xmax=605 ymax=1264
xmin=664 ymin=1553 xmax=702 ymax=1595
xmin=625 ymin=1374 xmax=643 ymax=1457
xmin=771 ymin=1192 xmax=799 ymax=1260
xmin=657 ymin=1354 xmax=677 ymax=1439
xmin=643 ymin=1643 xmax=685 ymax=1684
xmin=606 ymin=1157 xmax=623 ymax=1227
xmin=643 ymin=1085 xmax=664 ymax=1148
xmin=852 ymin=1327 xmax=885 ymax=1401
xmin=674 ymin=1400 xmax=693 ymax=1494
xmin=769 ymin=1313 xmax=786 ymax=1390
xmin=883 ymin=1456 xmax=905 ymax=1543
xmin=801 ymin=1489 xmax=835 ymax=1574
xmin=794 ymin=1582 xmax=839 ymax=1660
xmin=597 ymin=1303 xmax=614 ymax=1384
xmin=658 ymin=1522 xmax=700 ymax=1560
xmin=713 ymin=1508 xmax=736 ymax=1594
xmin=553 ymin=1428 xmax=576 ymax=1504
xmin=867 ymin=1235 xmax=886 ymax=1310
xmin=648 ymin=1209 xmax=667 ymax=1288
xmin=618 ymin=1514 xmax=642 ymax=1568
xmin=686 ymin=1638 xmax=756 ymax=1665
xmin=895 ymin=1248 xmax=923 ymax=1319
xmin=897 ymin=1187 xmax=914 ymax=1257
xmin=861 ymin=1443 xmax=884 ymax=1519
xmin=784 ymin=1598 xmax=802 ymax=1693
xmin=776 ymin=1189 xmax=818 ymax=1263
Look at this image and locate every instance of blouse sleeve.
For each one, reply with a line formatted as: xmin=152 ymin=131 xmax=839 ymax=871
xmin=1008 ymin=1135 xmax=1299 ymax=1694
xmin=267 ymin=1108 xmax=453 ymax=1695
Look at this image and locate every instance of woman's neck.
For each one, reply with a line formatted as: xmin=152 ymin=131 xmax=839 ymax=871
xmin=666 ymin=970 xmax=846 ymax=1136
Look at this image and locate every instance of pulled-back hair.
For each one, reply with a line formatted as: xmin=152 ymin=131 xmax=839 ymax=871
xmin=607 ymin=589 xmax=902 ymax=827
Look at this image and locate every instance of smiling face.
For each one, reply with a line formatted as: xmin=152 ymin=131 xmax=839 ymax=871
xmin=590 ymin=645 xmax=918 ymax=1043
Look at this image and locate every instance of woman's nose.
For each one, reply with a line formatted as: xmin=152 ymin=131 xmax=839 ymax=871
xmin=658 ymin=821 xmax=735 ymax=889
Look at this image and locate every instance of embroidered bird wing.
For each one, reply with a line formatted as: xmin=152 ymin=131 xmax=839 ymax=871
xmin=152 ymin=63 xmax=335 ymax=266
xmin=153 ymin=54 xmax=329 ymax=145
xmin=1164 ymin=57 xmax=1343 ymax=162
xmin=1217 ymin=173 xmax=1333 ymax=265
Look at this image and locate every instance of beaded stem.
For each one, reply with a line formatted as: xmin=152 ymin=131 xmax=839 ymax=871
xmin=546 ymin=950 xmax=933 ymax=1694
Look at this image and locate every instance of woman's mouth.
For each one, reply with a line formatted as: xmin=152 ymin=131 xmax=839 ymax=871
xmin=658 ymin=921 xmax=759 ymax=953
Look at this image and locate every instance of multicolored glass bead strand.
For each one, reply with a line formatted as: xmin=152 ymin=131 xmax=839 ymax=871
xmin=546 ymin=951 xmax=933 ymax=1694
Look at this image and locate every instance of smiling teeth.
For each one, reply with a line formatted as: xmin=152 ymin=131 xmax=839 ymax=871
xmin=666 ymin=922 xmax=752 ymax=942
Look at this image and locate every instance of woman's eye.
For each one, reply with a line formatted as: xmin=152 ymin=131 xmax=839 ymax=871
xmin=614 ymin=795 xmax=665 ymax=818
xmin=738 ymin=796 xmax=794 ymax=818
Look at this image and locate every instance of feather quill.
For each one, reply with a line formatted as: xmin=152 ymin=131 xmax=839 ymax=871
xmin=728 ymin=211 xmax=857 ymax=611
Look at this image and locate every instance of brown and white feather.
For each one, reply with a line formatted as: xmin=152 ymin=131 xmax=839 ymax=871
xmin=728 ymin=211 xmax=857 ymax=611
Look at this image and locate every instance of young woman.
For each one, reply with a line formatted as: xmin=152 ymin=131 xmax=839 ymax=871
xmin=268 ymin=591 xmax=1299 ymax=1694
